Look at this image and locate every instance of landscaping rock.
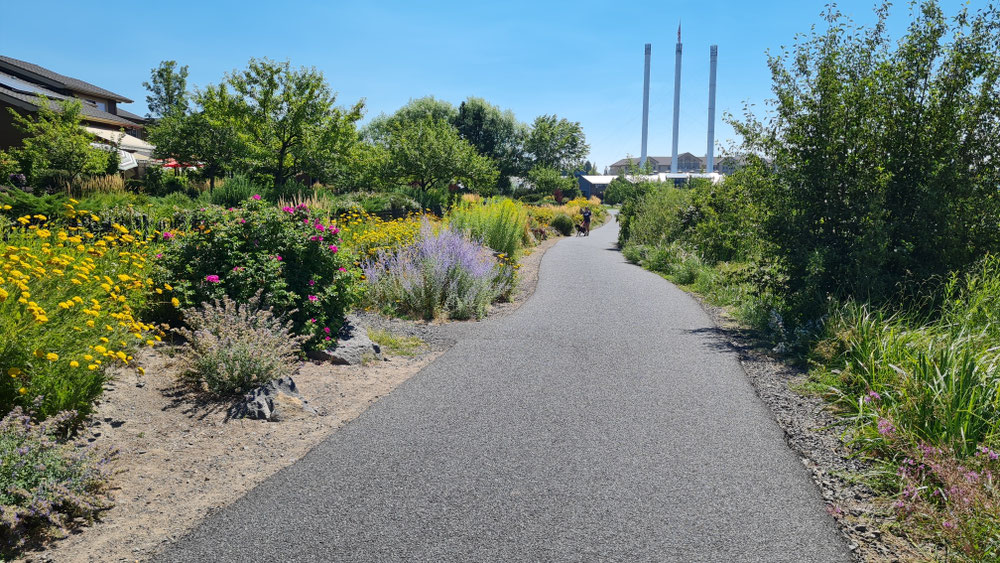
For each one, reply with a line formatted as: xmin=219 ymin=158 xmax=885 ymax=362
xmin=230 ymin=377 xmax=317 ymax=421
xmin=306 ymin=315 xmax=382 ymax=365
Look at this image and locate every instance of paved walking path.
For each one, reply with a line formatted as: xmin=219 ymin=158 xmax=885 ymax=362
xmin=159 ymin=218 xmax=849 ymax=562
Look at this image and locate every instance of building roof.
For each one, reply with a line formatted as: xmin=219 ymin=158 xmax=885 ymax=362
xmin=114 ymin=106 xmax=150 ymax=123
xmin=0 ymin=74 xmax=137 ymax=128
xmin=0 ymin=55 xmax=133 ymax=103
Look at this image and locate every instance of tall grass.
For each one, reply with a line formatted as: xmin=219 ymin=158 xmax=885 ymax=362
xmin=208 ymin=174 xmax=266 ymax=208
xmin=446 ymin=197 xmax=529 ymax=258
xmin=75 ymin=174 xmax=126 ymax=195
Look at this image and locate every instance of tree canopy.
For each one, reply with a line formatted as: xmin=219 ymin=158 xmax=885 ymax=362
xmin=524 ymin=115 xmax=589 ymax=172
xmin=4 ymin=97 xmax=110 ymax=182
xmin=453 ymin=97 xmax=527 ymax=191
xmin=143 ymin=60 xmax=189 ymax=118
xmin=377 ymin=116 xmax=498 ymax=192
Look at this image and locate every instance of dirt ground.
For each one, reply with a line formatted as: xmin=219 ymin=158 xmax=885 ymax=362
xmin=22 ymin=232 xmax=563 ymax=563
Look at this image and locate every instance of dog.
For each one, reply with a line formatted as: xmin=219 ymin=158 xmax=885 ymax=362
xmin=575 ymin=223 xmax=588 ymax=236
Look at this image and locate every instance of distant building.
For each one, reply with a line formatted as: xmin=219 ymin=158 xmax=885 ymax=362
xmin=0 ymin=55 xmax=153 ymax=168
xmin=579 ymin=172 xmax=722 ymax=198
xmin=608 ymin=152 xmax=744 ymax=175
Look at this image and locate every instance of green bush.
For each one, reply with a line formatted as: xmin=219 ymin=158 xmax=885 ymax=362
xmin=156 ymin=199 xmax=362 ymax=348
xmin=30 ymin=169 xmax=71 ymax=193
xmin=549 ymin=213 xmax=574 ymax=236
xmin=447 ymin=197 xmax=529 ymax=258
xmin=174 ymin=293 xmax=305 ymax=395
xmin=0 ymin=408 xmax=113 ymax=556
xmin=0 ymin=190 xmax=68 ymax=222
xmin=209 ymin=175 xmax=266 ymax=208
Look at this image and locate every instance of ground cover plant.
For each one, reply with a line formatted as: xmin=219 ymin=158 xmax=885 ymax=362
xmin=0 ymin=407 xmax=114 ymax=556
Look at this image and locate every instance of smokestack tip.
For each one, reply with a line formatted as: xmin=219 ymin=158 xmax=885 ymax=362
xmin=645 ymin=43 xmax=651 ymax=54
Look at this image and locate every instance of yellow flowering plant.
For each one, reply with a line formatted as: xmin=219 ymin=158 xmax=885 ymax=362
xmin=0 ymin=202 xmax=161 ymax=421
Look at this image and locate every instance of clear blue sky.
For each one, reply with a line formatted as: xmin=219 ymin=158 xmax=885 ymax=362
xmin=0 ymin=0 xmax=986 ymax=172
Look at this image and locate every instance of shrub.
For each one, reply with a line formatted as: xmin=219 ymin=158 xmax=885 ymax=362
xmin=0 ymin=407 xmax=114 ymax=556
xmin=447 ymin=197 xmax=529 ymax=258
xmin=362 ymin=221 xmax=509 ymax=320
xmin=156 ymin=198 xmax=362 ymax=348
xmin=31 ymin=169 xmax=71 ymax=194
xmin=549 ymin=213 xmax=574 ymax=236
xmin=0 ymin=203 xmax=160 ymax=421
xmin=209 ymin=174 xmax=266 ymax=208
xmin=174 ymin=293 xmax=305 ymax=395
xmin=336 ymin=209 xmax=426 ymax=260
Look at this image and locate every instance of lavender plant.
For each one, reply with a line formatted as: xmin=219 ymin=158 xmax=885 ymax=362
xmin=0 ymin=407 xmax=113 ymax=555
xmin=362 ymin=221 xmax=509 ymax=320
xmin=174 ymin=292 xmax=305 ymax=395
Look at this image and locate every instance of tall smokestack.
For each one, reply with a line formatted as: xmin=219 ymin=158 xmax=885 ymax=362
xmin=670 ymin=23 xmax=682 ymax=173
xmin=706 ymin=45 xmax=718 ymax=173
xmin=640 ymin=43 xmax=651 ymax=169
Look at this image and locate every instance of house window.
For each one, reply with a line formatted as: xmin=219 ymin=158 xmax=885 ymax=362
xmin=95 ymin=101 xmax=107 ymax=112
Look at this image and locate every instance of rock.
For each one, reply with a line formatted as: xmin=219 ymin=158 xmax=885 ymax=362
xmin=230 ymin=376 xmax=317 ymax=421
xmin=306 ymin=315 xmax=382 ymax=365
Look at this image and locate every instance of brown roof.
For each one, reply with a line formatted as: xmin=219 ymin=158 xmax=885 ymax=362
xmin=0 ymin=55 xmax=133 ymax=103
xmin=0 ymin=80 xmax=136 ymax=128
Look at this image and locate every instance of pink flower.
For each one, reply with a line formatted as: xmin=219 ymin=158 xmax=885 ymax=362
xmin=323 ymin=327 xmax=331 ymax=334
xmin=877 ymin=418 xmax=896 ymax=437
xmin=232 ymin=266 xmax=244 ymax=272
xmin=155 ymin=253 xmax=163 ymax=259
xmin=308 ymin=280 xmax=316 ymax=286
xmin=162 ymin=232 xmax=174 ymax=240
xmin=338 ymin=267 xmax=346 ymax=272
xmin=325 ymin=336 xmax=332 ymax=341
xmin=205 ymin=275 xmax=221 ymax=283
xmin=308 ymin=295 xmax=318 ymax=301
xmin=282 ymin=206 xmax=294 ymax=213
xmin=238 ymin=218 xmax=246 ymax=224
xmin=309 ymin=318 xmax=316 ymax=323
xmin=331 ymin=227 xmax=340 ymax=235
xmin=251 ymin=194 xmax=261 ymax=200
xmin=275 ymin=255 xmax=283 ymax=261
xmin=315 ymin=224 xmax=325 ymax=231
xmin=309 ymin=235 xmax=324 ymax=242
xmin=329 ymin=245 xmax=338 ymax=253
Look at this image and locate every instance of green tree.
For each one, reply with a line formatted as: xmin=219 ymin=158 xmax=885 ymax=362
xmin=5 ymin=97 xmax=109 ymax=183
xmin=527 ymin=166 xmax=577 ymax=198
xmin=143 ymin=60 xmax=189 ymax=118
xmin=147 ymin=111 xmax=242 ymax=190
xmin=452 ymin=97 xmax=527 ymax=191
xmin=525 ymin=114 xmax=589 ymax=172
xmin=379 ymin=116 xmax=498 ymax=193
xmin=200 ymin=58 xmax=363 ymax=186
xmin=733 ymin=1 xmax=1000 ymax=319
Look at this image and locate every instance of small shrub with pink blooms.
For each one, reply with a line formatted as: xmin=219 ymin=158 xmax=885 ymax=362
xmin=156 ymin=198 xmax=362 ymax=348
xmin=0 ymin=406 xmax=114 ymax=556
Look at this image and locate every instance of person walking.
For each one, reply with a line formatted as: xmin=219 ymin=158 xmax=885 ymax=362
xmin=582 ymin=207 xmax=592 ymax=236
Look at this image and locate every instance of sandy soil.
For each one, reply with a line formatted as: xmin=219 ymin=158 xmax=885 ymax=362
xmin=22 ymin=232 xmax=563 ymax=563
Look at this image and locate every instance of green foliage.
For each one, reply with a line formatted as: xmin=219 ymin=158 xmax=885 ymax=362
xmin=143 ymin=60 xmax=189 ymax=118
xmin=733 ymin=1 xmax=1000 ymax=321
xmin=0 ymin=408 xmax=113 ymax=556
xmin=549 ymin=213 xmax=574 ymax=236
xmin=198 ymin=58 xmax=364 ymax=186
xmin=0 ymin=190 xmax=67 ymax=220
xmin=452 ymin=97 xmax=527 ymax=191
xmin=526 ymin=166 xmax=575 ymax=197
xmin=367 ymin=329 xmax=424 ymax=357
xmin=375 ymin=116 xmax=499 ymax=193
xmin=147 ymin=111 xmax=242 ymax=187
xmin=447 ymin=197 xmax=529 ymax=258
xmin=6 ymin=98 xmax=109 ymax=183
xmin=524 ymin=114 xmax=589 ymax=172
xmin=174 ymin=293 xmax=305 ymax=395
xmin=209 ymin=175 xmax=266 ymax=208
xmin=156 ymin=199 xmax=362 ymax=348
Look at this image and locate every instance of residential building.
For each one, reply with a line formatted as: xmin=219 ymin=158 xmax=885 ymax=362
xmin=0 ymin=55 xmax=153 ymax=166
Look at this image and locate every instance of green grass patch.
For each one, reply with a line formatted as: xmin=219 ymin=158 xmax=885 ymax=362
xmin=367 ymin=329 xmax=425 ymax=357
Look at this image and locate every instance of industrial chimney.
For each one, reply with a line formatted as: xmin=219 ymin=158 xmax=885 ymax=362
xmin=640 ymin=43 xmax=651 ymax=169
xmin=670 ymin=23 xmax=682 ymax=173
xmin=706 ymin=45 xmax=718 ymax=173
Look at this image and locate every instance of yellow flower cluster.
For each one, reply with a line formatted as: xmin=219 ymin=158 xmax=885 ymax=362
xmin=1 ymin=202 xmax=170 ymax=410
xmin=335 ymin=210 xmax=432 ymax=258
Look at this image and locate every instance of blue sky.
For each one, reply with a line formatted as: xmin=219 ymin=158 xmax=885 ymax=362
xmin=0 ymin=0 xmax=987 ymax=171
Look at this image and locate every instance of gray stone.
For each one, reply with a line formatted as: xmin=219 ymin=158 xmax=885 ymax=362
xmin=306 ymin=315 xmax=382 ymax=365
xmin=230 ymin=376 xmax=317 ymax=421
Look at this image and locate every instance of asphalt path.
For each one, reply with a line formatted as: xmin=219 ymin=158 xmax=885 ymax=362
xmin=159 ymin=217 xmax=849 ymax=562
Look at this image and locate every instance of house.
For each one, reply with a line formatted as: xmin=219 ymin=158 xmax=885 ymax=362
xmin=608 ymin=152 xmax=745 ymax=175
xmin=0 ymin=55 xmax=153 ymax=169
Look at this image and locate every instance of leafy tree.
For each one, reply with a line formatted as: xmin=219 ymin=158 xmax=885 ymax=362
xmin=378 ymin=116 xmax=498 ymax=193
xmin=365 ymin=96 xmax=457 ymax=140
xmin=524 ymin=114 xmax=589 ymax=172
xmin=200 ymin=58 xmax=363 ymax=186
xmin=733 ymin=1 xmax=1000 ymax=319
xmin=4 ymin=97 xmax=109 ymax=183
xmin=527 ymin=166 xmax=577 ymax=198
xmin=143 ymin=60 xmax=189 ymax=118
xmin=452 ymin=97 xmax=527 ymax=191
xmin=147 ymin=111 xmax=242 ymax=190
